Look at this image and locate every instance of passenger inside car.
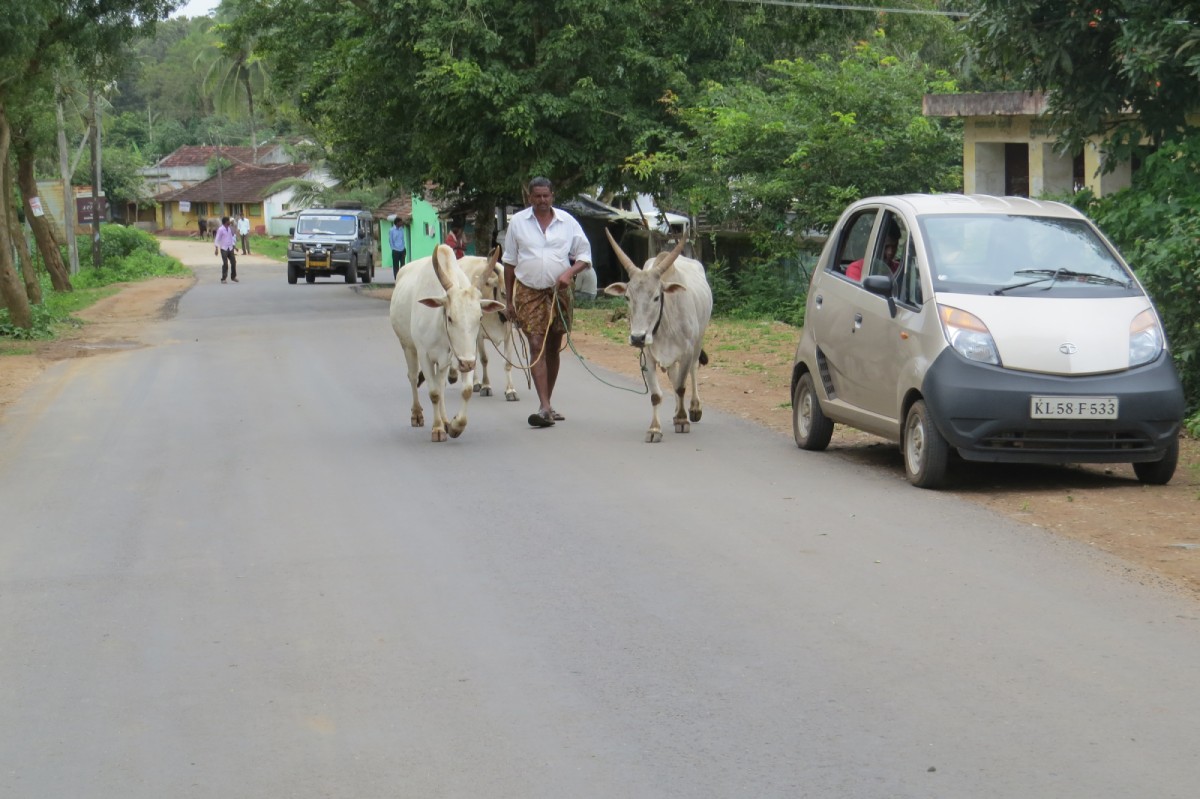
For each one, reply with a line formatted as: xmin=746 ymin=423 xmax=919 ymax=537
xmin=846 ymin=221 xmax=900 ymax=281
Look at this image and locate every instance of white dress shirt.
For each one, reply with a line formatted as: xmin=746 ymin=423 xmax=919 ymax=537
xmin=502 ymin=206 xmax=592 ymax=290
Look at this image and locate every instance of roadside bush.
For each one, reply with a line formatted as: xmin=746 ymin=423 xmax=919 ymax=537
xmin=1075 ymin=135 xmax=1200 ymax=423
xmin=0 ymin=299 xmax=59 ymax=340
xmin=68 ymin=223 xmax=160 ymax=267
xmin=72 ymin=248 xmax=186 ymax=289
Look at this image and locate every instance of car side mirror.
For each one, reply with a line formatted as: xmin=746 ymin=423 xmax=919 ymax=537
xmin=862 ymin=274 xmax=897 ymax=318
xmin=289 ymin=227 xmax=295 ymax=236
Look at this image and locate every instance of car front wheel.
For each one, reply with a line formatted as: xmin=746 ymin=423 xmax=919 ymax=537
xmin=903 ymin=399 xmax=950 ymax=489
xmin=792 ymin=372 xmax=833 ymax=451
xmin=287 ymin=263 xmax=297 ymax=284
xmin=345 ymin=256 xmax=357 ymax=284
xmin=1133 ymin=436 xmax=1178 ymax=485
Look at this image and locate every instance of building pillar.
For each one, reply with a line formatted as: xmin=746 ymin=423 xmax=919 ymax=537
xmin=1084 ymin=142 xmax=1132 ymax=196
xmin=973 ymin=142 xmax=1006 ymax=196
xmin=1031 ymin=142 xmax=1074 ymax=197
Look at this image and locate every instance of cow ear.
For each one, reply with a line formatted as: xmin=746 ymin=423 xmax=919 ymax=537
xmin=662 ymin=282 xmax=687 ymax=294
xmin=479 ymin=299 xmax=505 ymax=314
xmin=418 ymin=296 xmax=448 ymax=308
xmin=604 ymin=282 xmax=628 ymax=297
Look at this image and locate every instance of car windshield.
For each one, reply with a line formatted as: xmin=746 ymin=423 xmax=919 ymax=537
xmin=296 ymin=215 xmax=357 ymax=236
xmin=919 ymin=214 xmax=1139 ymax=297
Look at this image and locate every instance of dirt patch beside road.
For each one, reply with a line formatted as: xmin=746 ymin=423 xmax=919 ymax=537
xmin=5 ymin=277 xmax=1198 ymax=600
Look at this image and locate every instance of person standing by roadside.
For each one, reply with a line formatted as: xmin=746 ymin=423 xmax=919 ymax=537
xmin=502 ymin=177 xmax=592 ymax=428
xmin=445 ymin=224 xmax=468 ymax=259
xmin=214 ymin=216 xmax=238 ymax=283
xmin=389 ymin=216 xmax=407 ymax=279
xmin=237 ymin=213 xmax=251 ymax=255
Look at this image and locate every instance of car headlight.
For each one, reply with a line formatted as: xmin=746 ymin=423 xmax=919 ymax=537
xmin=939 ymin=304 xmax=1000 ymax=365
xmin=1129 ymin=308 xmax=1164 ymax=366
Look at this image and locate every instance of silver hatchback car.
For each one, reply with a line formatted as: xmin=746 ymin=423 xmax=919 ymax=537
xmin=790 ymin=194 xmax=1185 ymax=489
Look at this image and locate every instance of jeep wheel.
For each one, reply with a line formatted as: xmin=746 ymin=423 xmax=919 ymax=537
xmin=362 ymin=257 xmax=373 ymax=284
xmin=305 ymin=273 xmax=315 ymax=284
xmin=287 ymin=263 xmax=298 ymax=284
xmin=345 ymin=256 xmax=357 ymax=284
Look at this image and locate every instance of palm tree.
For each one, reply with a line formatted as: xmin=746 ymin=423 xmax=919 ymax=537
xmin=194 ymin=24 xmax=268 ymax=160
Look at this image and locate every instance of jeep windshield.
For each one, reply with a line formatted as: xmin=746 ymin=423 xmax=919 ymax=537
xmin=296 ymin=215 xmax=357 ymax=236
xmin=919 ymin=214 xmax=1140 ymax=298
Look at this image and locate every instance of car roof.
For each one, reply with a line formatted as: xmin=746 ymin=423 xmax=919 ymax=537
xmin=856 ymin=193 xmax=1084 ymax=220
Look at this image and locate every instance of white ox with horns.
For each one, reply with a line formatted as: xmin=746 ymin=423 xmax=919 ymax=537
xmin=457 ymin=249 xmax=521 ymax=402
xmin=390 ymin=244 xmax=505 ymax=442
xmin=604 ymin=231 xmax=713 ymax=443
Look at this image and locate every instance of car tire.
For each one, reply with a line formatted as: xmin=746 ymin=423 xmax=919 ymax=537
xmin=287 ymin=263 xmax=297 ymax=284
xmin=903 ymin=399 xmax=950 ymax=489
xmin=792 ymin=372 xmax=834 ymax=451
xmin=362 ymin=256 xmax=373 ymax=285
xmin=345 ymin=256 xmax=357 ymax=284
xmin=1133 ymin=436 xmax=1178 ymax=485
xmin=305 ymin=273 xmax=315 ymax=284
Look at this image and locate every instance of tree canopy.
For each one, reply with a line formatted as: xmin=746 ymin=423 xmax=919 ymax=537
xmin=968 ymin=1 xmax=1200 ymax=152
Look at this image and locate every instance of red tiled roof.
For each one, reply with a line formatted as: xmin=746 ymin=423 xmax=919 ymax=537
xmin=155 ymin=145 xmax=263 ymax=168
xmin=373 ymin=195 xmax=413 ymax=222
xmin=159 ymin=163 xmax=314 ymax=203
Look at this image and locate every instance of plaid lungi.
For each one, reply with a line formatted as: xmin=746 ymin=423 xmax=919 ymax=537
xmin=513 ymin=279 xmax=572 ymax=337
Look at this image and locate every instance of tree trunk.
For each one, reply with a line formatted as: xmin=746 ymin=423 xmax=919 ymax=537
xmin=17 ymin=145 xmax=72 ymax=292
xmin=0 ymin=105 xmax=33 ymax=330
xmin=3 ymin=153 xmax=42 ymax=304
xmin=56 ymin=90 xmax=80 ymax=275
xmin=472 ymin=196 xmax=500 ymax=260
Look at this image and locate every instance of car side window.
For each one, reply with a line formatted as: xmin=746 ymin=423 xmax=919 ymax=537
xmin=830 ymin=211 xmax=878 ymax=276
xmin=867 ymin=211 xmax=907 ymax=281
xmin=895 ymin=238 xmax=924 ymax=307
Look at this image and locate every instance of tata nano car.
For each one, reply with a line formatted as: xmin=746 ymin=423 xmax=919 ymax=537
xmin=790 ymin=194 xmax=1185 ymax=489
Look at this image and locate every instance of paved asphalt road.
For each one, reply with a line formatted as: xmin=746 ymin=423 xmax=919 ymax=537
xmin=2 ymin=240 xmax=1199 ymax=798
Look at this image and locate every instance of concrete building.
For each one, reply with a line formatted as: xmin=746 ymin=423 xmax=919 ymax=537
xmin=923 ymin=91 xmax=1135 ymax=198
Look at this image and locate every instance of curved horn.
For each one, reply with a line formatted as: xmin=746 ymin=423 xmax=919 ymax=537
xmin=651 ymin=237 xmax=687 ymax=277
xmin=475 ymin=245 xmax=502 ymax=292
xmin=605 ymin=228 xmax=640 ymax=276
xmin=432 ymin=246 xmax=454 ymax=292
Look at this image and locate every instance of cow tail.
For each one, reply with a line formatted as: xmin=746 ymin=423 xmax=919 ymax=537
xmin=698 ymin=349 xmax=709 ymax=366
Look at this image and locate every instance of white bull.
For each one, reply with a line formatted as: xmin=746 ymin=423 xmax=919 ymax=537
xmin=457 ymin=248 xmax=521 ymax=402
xmin=604 ymin=232 xmax=713 ymax=443
xmin=390 ymin=244 xmax=505 ymax=442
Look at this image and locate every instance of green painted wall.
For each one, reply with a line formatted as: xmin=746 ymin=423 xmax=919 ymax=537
xmin=378 ymin=194 xmax=444 ymax=268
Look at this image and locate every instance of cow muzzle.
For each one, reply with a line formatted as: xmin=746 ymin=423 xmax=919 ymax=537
xmin=456 ymin=358 xmax=476 ymax=373
xmin=629 ymin=333 xmax=647 ymax=349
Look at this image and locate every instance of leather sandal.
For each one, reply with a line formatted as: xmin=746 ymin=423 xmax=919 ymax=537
xmin=528 ymin=411 xmax=555 ymax=428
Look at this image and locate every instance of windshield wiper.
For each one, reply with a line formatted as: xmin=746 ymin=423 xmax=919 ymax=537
xmin=993 ymin=268 xmax=1129 ymax=295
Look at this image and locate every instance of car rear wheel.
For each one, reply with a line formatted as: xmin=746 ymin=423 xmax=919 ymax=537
xmin=1133 ymin=436 xmax=1178 ymax=485
xmin=903 ymin=399 xmax=950 ymax=489
xmin=792 ymin=372 xmax=833 ymax=451
xmin=287 ymin=263 xmax=297 ymax=284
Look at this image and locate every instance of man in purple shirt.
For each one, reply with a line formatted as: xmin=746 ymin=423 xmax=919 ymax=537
xmin=214 ymin=216 xmax=238 ymax=283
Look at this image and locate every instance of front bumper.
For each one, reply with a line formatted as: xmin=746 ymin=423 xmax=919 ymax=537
xmin=922 ymin=350 xmax=1185 ymax=464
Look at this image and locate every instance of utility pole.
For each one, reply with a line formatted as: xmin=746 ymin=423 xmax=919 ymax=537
xmin=89 ymin=83 xmax=103 ymax=270
xmin=55 ymin=87 xmax=80 ymax=275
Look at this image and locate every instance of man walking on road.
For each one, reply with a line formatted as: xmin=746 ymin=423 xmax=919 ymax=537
xmin=389 ymin=217 xmax=407 ymax=279
xmin=502 ymin=177 xmax=592 ymax=428
xmin=214 ymin=216 xmax=238 ymax=283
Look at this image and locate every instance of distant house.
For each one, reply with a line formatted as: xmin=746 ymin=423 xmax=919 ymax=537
xmin=139 ymin=143 xmax=293 ymax=199
xmin=373 ymin=194 xmax=444 ymax=266
xmin=923 ymin=91 xmax=1137 ymax=198
xmin=155 ymin=162 xmax=327 ymax=235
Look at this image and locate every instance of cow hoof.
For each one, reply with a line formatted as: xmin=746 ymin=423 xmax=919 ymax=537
xmin=505 ymin=390 xmax=519 ymax=402
xmin=479 ymin=386 xmax=493 ymax=397
xmin=449 ymin=420 xmax=467 ymax=438
xmin=689 ymin=408 xmax=703 ymax=422
xmin=675 ymin=420 xmax=690 ymax=433
xmin=645 ymin=430 xmax=663 ymax=443
xmin=448 ymin=372 xmax=459 ymax=385
xmin=411 ymin=415 xmax=424 ymax=428
xmin=431 ymin=429 xmax=448 ymax=442
xmin=473 ymin=383 xmax=482 ymax=393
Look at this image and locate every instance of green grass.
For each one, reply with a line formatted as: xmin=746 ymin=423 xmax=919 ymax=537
xmin=248 ymin=236 xmax=289 ymax=262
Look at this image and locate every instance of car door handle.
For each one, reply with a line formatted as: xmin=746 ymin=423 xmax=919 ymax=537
xmin=853 ymin=312 xmax=863 ymax=329
xmin=814 ymin=294 xmax=823 ymax=308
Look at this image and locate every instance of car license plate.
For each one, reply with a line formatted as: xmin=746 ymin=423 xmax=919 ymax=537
xmin=1030 ymin=396 xmax=1118 ymax=419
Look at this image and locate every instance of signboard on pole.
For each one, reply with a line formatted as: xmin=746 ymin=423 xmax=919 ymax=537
xmin=76 ymin=196 xmax=109 ymax=225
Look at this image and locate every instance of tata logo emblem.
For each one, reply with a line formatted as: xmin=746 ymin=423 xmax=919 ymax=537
xmin=1059 ymin=343 xmax=1078 ymax=355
